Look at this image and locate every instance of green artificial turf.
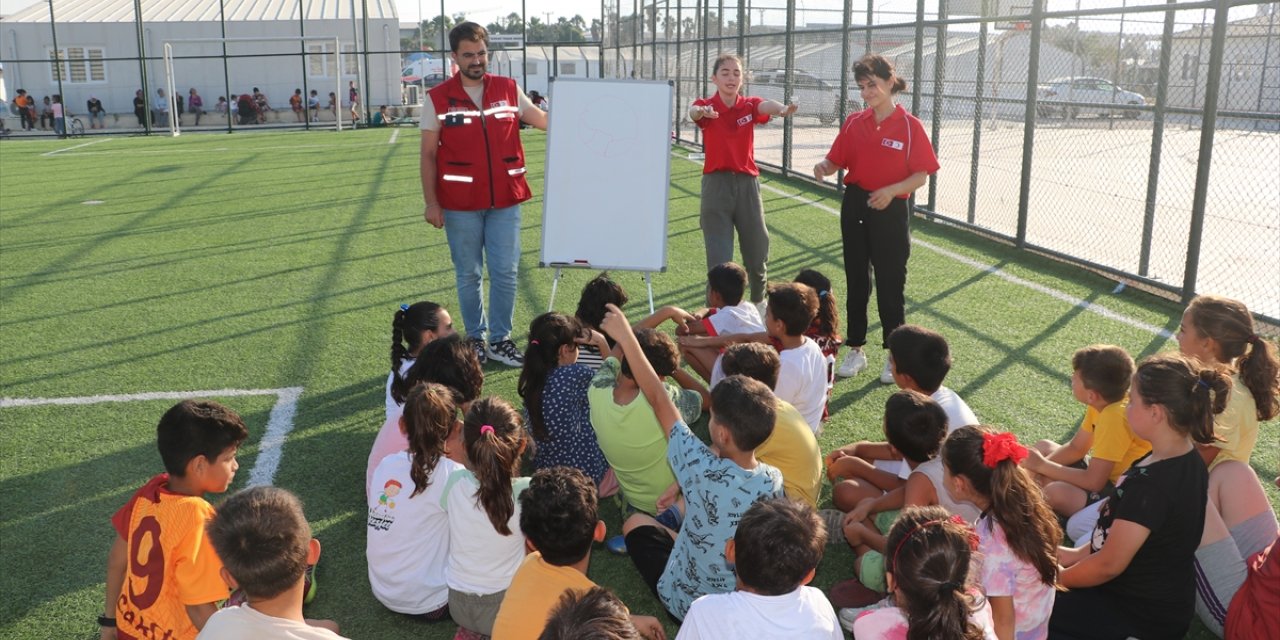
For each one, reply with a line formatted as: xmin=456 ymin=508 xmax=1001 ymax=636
xmin=1 ymin=128 xmax=1275 ymax=640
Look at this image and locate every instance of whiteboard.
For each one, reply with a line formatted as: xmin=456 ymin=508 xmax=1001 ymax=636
xmin=540 ymin=78 xmax=673 ymax=272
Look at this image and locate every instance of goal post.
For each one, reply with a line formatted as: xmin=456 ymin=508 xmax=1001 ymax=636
xmin=162 ymin=36 xmax=344 ymax=137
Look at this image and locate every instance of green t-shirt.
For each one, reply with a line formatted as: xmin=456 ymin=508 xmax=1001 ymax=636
xmin=587 ymin=357 xmax=703 ymax=514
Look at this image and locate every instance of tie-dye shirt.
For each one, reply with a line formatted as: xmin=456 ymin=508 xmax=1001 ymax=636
xmin=976 ymin=515 xmax=1056 ymax=640
xmin=852 ymin=595 xmax=999 ymax=640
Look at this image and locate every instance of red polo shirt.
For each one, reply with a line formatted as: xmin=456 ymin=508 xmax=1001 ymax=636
xmin=825 ymin=104 xmax=939 ymax=196
xmin=694 ymin=94 xmax=770 ymax=176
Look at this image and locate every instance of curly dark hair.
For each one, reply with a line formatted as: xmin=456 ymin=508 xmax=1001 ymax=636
xmin=575 ymin=272 xmax=628 ymax=332
xmin=398 ymin=334 xmax=484 ymax=405
xmin=519 ymin=466 xmax=599 ymax=566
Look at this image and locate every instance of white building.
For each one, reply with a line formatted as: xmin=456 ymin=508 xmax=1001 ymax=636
xmin=491 ymin=45 xmax=601 ymax=96
xmin=1167 ymin=11 xmax=1280 ymax=114
xmin=0 ymin=0 xmax=399 ymax=123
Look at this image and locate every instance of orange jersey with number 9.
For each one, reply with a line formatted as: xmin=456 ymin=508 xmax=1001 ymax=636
xmin=110 ymin=474 xmax=229 ymax=640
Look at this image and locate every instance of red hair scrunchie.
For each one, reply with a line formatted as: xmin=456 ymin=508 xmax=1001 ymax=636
xmin=981 ymin=431 xmax=1028 ymax=468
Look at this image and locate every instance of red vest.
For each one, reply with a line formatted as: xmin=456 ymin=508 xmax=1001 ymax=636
xmin=428 ymin=74 xmax=531 ymax=211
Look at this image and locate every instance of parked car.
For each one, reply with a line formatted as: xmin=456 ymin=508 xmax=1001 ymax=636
xmin=1036 ymin=77 xmax=1146 ymax=119
xmin=749 ymin=69 xmax=857 ymax=125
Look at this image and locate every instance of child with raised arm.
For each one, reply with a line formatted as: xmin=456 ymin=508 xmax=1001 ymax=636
xmin=826 ymin=324 xmax=979 ymax=512
xmin=720 ymin=343 xmax=823 ymax=508
xmin=942 ymin=427 xmax=1061 ymax=640
xmin=677 ymin=499 xmax=842 ymax=639
xmin=603 ymin=304 xmax=784 ymax=620
xmin=491 ymin=466 xmax=665 ymax=640
xmin=441 ymin=397 xmax=531 ymax=637
xmin=1020 ymin=345 xmax=1148 ymax=530
xmin=200 ymin=487 xmax=344 ymax=639
xmin=519 ymin=312 xmax=612 ymax=490
xmin=100 ymin=400 xmax=248 ymax=640
xmin=641 ymin=262 xmax=763 ymax=381
xmin=366 ymin=383 xmax=463 ymax=620
xmin=848 ymin=505 xmax=997 ymax=638
xmin=1049 ymin=353 xmax=1229 ymax=639
xmin=691 ymin=54 xmax=798 ymax=306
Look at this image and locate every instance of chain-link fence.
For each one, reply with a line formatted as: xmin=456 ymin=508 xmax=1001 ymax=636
xmin=603 ymin=0 xmax=1280 ymax=322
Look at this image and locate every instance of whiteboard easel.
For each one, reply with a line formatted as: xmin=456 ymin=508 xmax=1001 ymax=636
xmin=539 ymin=78 xmax=673 ymax=314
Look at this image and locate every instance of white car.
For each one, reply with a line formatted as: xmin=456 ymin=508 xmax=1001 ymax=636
xmin=749 ymin=69 xmax=858 ymax=125
xmin=1036 ymin=77 xmax=1146 ymax=119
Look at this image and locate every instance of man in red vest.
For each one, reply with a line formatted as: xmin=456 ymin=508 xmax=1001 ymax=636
xmin=420 ymin=22 xmax=547 ymax=368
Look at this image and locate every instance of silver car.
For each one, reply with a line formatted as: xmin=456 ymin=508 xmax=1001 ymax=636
xmin=1036 ymin=77 xmax=1146 ymax=119
xmin=749 ymin=69 xmax=858 ymax=125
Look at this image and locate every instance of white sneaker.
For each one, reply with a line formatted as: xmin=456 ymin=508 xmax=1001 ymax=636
xmin=879 ymin=358 xmax=894 ymax=384
xmin=487 ymin=339 xmax=524 ymax=367
xmin=838 ymin=597 xmax=893 ymax=632
xmin=754 ymin=299 xmax=768 ymax=321
xmin=837 ymin=349 xmax=867 ymax=378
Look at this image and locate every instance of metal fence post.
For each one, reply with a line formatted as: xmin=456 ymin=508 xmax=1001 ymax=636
xmin=1140 ymin=1 xmax=1176 ymax=276
xmin=911 ymin=0 xmax=924 ymax=115
xmin=1015 ymin=0 xmax=1044 ymax=248
xmin=968 ymin=0 xmax=989 ymax=225
xmin=1182 ymin=0 xmax=1231 ymax=302
xmin=927 ymin=0 xmax=947 ymax=217
xmin=782 ymin=0 xmax=796 ymax=176
xmin=133 ymin=0 xmax=152 ymax=135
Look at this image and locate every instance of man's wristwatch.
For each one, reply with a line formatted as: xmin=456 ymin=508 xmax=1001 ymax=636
xmin=97 ymin=614 xmax=116 ymax=628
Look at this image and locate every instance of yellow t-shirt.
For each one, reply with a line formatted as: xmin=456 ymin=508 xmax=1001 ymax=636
xmin=1083 ymin=400 xmax=1151 ymax=483
xmin=491 ymin=552 xmax=596 ymax=640
xmin=1209 ymin=373 xmax=1259 ymax=470
xmin=754 ymin=399 xmax=823 ymax=508
xmin=111 ymin=475 xmax=228 ymax=640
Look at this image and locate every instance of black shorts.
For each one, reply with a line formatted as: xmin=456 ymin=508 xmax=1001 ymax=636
xmin=626 ymin=525 xmax=675 ymax=596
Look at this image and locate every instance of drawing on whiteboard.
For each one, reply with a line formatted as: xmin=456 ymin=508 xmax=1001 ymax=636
xmin=574 ymin=96 xmax=638 ymax=159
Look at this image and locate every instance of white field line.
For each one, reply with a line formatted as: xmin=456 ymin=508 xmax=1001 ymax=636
xmin=671 ymin=150 xmax=1173 ymax=339
xmin=388 ymin=128 xmax=400 ymax=145
xmin=50 ymin=142 xmax=387 ymax=157
xmin=41 ymin=138 xmax=109 ymax=157
xmin=1 ymin=386 xmax=304 ymax=487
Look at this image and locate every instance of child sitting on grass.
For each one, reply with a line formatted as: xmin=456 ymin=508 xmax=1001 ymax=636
xmin=100 ymin=400 xmax=248 ymax=640
xmin=678 ymin=498 xmax=842 ymax=639
xmin=840 ymin=391 xmax=981 ymax=596
xmin=201 ymin=487 xmax=343 ymax=639
xmin=387 ymin=301 xmax=454 ymax=420
xmin=540 ymin=587 xmax=648 ymax=640
xmin=720 ymin=343 xmax=823 ymax=508
xmin=826 ymin=324 xmax=979 ymax=512
xmin=639 ymin=262 xmax=763 ymax=382
xmin=440 ymin=397 xmax=531 ymax=638
xmin=761 ymin=282 xmax=829 ymax=434
xmin=847 ymin=505 xmax=997 ymax=638
xmin=366 ymin=383 xmax=463 ymax=621
xmin=605 ymin=303 xmax=784 ymax=620
xmin=1021 ymin=345 xmax=1147 ymax=534
xmin=491 ymin=466 xmax=664 ymax=640
xmin=519 ymin=312 xmax=613 ymax=492
xmin=574 ymin=272 xmax=629 ymax=371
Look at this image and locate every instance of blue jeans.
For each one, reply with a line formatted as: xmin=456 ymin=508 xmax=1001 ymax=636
xmin=443 ymin=205 xmax=521 ymax=342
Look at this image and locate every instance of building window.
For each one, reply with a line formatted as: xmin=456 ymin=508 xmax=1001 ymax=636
xmin=49 ymin=46 xmax=107 ymax=83
xmin=559 ymin=62 xmax=577 ymax=75
xmin=307 ymin=43 xmax=359 ymax=77
xmin=525 ymin=62 xmax=538 ymax=75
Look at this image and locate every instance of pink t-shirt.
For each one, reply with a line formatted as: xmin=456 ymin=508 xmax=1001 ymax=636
xmin=852 ymin=596 xmax=998 ymax=640
xmin=976 ymin=516 xmax=1055 ymax=640
xmin=366 ymin=415 xmax=408 ymax=500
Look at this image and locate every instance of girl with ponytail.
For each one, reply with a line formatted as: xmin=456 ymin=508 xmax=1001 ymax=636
xmin=440 ymin=396 xmax=529 ymax=637
xmin=517 ymin=312 xmax=613 ymax=491
xmin=1049 ymin=353 xmax=1231 ymax=640
xmin=366 ymin=383 xmax=462 ymax=619
xmin=387 ymin=301 xmax=454 ymax=419
xmin=942 ymin=427 xmax=1060 ymax=640
xmin=850 ymin=505 xmax=995 ymax=640
xmin=1178 ymin=295 xmax=1279 ymax=469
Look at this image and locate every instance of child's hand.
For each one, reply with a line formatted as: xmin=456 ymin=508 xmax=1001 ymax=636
xmin=656 ymin=482 xmax=682 ymax=512
xmin=699 ymin=104 xmax=719 ymax=119
xmin=600 ymin=304 xmax=631 ymax=342
xmin=825 ymin=446 xmax=852 ymax=467
xmin=1021 ymin=448 xmax=1047 ymax=474
xmin=675 ymin=321 xmax=691 ymax=336
xmin=630 ymin=614 xmax=667 ymax=640
xmin=846 ymin=496 xmax=877 ymax=527
xmin=826 ymin=455 xmax=859 ymax=483
xmin=780 ymin=102 xmax=799 ymax=117
xmin=867 ymin=187 xmax=896 ymax=210
xmin=676 ymin=335 xmax=714 ymax=348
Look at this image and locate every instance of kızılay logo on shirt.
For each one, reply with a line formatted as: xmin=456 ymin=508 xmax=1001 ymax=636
xmin=881 ymin=138 xmax=904 ymax=151
xmin=736 ymin=114 xmax=753 ymax=127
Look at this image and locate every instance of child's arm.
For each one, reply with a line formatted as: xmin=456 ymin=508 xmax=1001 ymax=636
xmin=1058 ymin=519 xmax=1150 ymax=588
xmin=1046 ymin=428 xmax=1092 ymax=466
xmin=758 ymin=100 xmax=798 ymax=117
xmin=845 ymin=484 xmax=907 ymax=527
xmin=676 ymin=331 xmax=768 ymax=350
xmin=669 ymin=368 xmax=710 ymax=410
xmin=185 ymin=602 xmax=219 ymax=631
xmin=989 ymin=596 xmax=1015 ymax=640
xmin=689 ymin=102 xmax=717 ymax=121
xmin=902 ymin=470 xmax=938 ymax=508
xmin=826 ymin=441 xmax=898 ymax=467
xmin=630 ymin=614 xmax=667 ymax=640
xmin=601 ymin=304 xmax=679 ymax=437
xmin=633 ymin=305 xmax=695 ymax=330
xmin=100 ymin=535 xmax=126 ymax=640
xmin=581 ymin=329 xmax=611 ymax=356
xmin=1022 ymin=450 xmax=1114 ymax=493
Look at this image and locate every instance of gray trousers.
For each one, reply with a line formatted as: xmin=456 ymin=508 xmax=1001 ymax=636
xmin=700 ymin=171 xmax=769 ymax=303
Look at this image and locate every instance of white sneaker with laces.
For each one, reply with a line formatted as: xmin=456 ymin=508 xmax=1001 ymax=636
xmin=838 ymin=596 xmax=893 ymax=632
xmin=837 ymin=349 xmax=867 ymax=378
xmin=880 ymin=357 xmax=895 ymax=384
xmin=488 ymin=339 xmax=524 ymax=367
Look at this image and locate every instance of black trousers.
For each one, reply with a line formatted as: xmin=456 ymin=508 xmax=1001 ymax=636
xmin=840 ymin=185 xmax=910 ymax=349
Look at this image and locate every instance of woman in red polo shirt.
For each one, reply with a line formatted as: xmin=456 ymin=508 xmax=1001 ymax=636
xmin=814 ymin=54 xmax=939 ymax=384
xmin=691 ymin=54 xmax=797 ymax=306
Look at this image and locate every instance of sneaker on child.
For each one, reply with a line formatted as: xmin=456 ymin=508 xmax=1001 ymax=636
xmin=838 ymin=596 xmax=893 ymax=632
xmin=488 ymin=339 xmax=524 ymax=367
xmin=466 ymin=336 xmax=488 ymax=366
xmin=837 ymin=349 xmax=867 ymax=378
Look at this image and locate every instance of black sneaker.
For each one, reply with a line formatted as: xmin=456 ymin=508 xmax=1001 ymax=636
xmin=488 ymin=339 xmax=524 ymax=367
xmin=467 ymin=337 xmax=488 ymax=366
